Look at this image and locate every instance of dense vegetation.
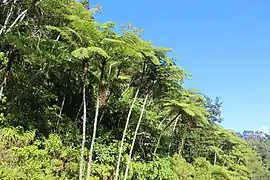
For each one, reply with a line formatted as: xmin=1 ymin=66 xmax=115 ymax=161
xmin=0 ymin=0 xmax=269 ymax=179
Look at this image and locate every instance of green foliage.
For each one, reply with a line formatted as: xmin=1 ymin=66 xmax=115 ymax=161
xmin=0 ymin=128 xmax=79 ymax=179
xmin=0 ymin=0 xmax=268 ymax=179
xmin=72 ymin=47 xmax=109 ymax=59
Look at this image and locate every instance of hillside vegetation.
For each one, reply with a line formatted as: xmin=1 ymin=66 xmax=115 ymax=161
xmin=0 ymin=1 xmax=269 ymax=179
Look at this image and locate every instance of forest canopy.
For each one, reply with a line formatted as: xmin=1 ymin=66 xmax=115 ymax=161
xmin=0 ymin=0 xmax=269 ymax=179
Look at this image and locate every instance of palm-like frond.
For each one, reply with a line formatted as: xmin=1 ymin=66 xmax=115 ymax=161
xmin=72 ymin=46 xmax=109 ymax=59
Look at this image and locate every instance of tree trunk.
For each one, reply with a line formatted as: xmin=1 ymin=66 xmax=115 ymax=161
xmin=157 ymin=116 xmax=168 ymax=129
xmin=75 ymin=101 xmax=83 ymax=123
xmin=79 ymin=60 xmax=88 ymax=180
xmin=214 ymin=151 xmax=217 ymax=165
xmin=0 ymin=0 xmax=16 ymax=36
xmin=86 ymin=93 xmax=100 ymax=179
xmin=56 ymin=96 xmax=65 ymax=132
xmin=6 ymin=9 xmax=28 ymax=34
xmin=79 ymin=83 xmax=87 ymax=180
xmin=237 ymin=158 xmax=240 ymax=165
xmin=86 ymin=61 xmax=105 ymax=179
xmin=98 ymin=109 xmax=105 ymax=124
xmin=0 ymin=76 xmax=7 ymax=101
xmin=115 ymin=89 xmax=139 ymax=180
xmin=124 ymin=94 xmax=148 ymax=180
xmin=153 ymin=113 xmax=180 ymax=156
xmin=178 ymin=135 xmax=185 ymax=155
xmin=153 ymin=134 xmax=162 ymax=156
xmin=0 ymin=49 xmax=16 ymax=101
xmin=168 ymin=115 xmax=180 ymax=156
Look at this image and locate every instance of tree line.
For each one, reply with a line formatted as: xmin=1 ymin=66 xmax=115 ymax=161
xmin=0 ymin=0 xmax=269 ymax=179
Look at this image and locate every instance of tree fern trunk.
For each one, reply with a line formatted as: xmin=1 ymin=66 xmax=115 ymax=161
xmin=86 ymin=93 xmax=100 ymax=179
xmin=0 ymin=48 xmax=16 ymax=101
xmin=124 ymin=94 xmax=148 ymax=180
xmin=0 ymin=0 xmax=16 ymax=36
xmin=79 ymin=83 xmax=87 ymax=180
xmin=79 ymin=60 xmax=88 ymax=180
xmin=86 ymin=61 xmax=105 ymax=179
xmin=153 ymin=134 xmax=162 ymax=156
xmin=115 ymin=89 xmax=139 ymax=180
xmin=157 ymin=116 xmax=168 ymax=129
xmin=154 ymin=113 xmax=180 ymax=156
xmin=0 ymin=76 xmax=7 ymax=101
xmin=178 ymin=135 xmax=185 ymax=155
xmin=237 ymin=158 xmax=240 ymax=165
xmin=6 ymin=9 xmax=28 ymax=34
xmin=168 ymin=115 xmax=180 ymax=156
xmin=214 ymin=151 xmax=217 ymax=165
xmin=56 ymin=96 xmax=65 ymax=132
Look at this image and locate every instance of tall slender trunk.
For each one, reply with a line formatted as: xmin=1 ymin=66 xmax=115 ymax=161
xmin=168 ymin=115 xmax=180 ymax=156
xmin=86 ymin=93 xmax=100 ymax=179
xmin=86 ymin=61 xmax=105 ymax=179
xmin=79 ymin=60 xmax=88 ymax=180
xmin=0 ymin=0 xmax=28 ymax=35
xmin=59 ymin=96 xmax=65 ymax=116
xmin=115 ymin=89 xmax=139 ymax=180
xmin=164 ymin=111 xmax=181 ymax=130
xmin=157 ymin=116 xmax=168 ymax=129
xmin=153 ymin=134 xmax=162 ymax=156
xmin=178 ymin=135 xmax=185 ymax=155
xmin=153 ymin=113 xmax=180 ymax=156
xmin=98 ymin=109 xmax=105 ymax=124
xmin=124 ymin=94 xmax=148 ymax=180
xmin=0 ymin=49 xmax=16 ymax=101
xmin=121 ymin=83 xmax=131 ymax=96
xmin=214 ymin=151 xmax=217 ymax=165
xmin=79 ymin=83 xmax=87 ymax=180
xmin=0 ymin=76 xmax=7 ymax=101
xmin=237 ymin=158 xmax=240 ymax=165
xmin=56 ymin=96 xmax=65 ymax=132
xmin=75 ymin=101 xmax=83 ymax=123
xmin=0 ymin=0 xmax=16 ymax=36
xmin=6 ymin=9 xmax=28 ymax=34
xmin=151 ymin=116 xmax=168 ymax=156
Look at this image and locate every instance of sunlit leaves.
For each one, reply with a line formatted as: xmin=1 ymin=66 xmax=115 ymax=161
xmin=72 ymin=47 xmax=109 ymax=60
xmin=0 ymin=0 xmax=268 ymax=179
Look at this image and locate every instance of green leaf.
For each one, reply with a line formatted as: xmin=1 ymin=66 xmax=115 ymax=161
xmin=183 ymin=108 xmax=195 ymax=116
xmin=71 ymin=47 xmax=88 ymax=59
xmin=87 ymin=47 xmax=109 ymax=58
xmin=72 ymin=47 xmax=109 ymax=59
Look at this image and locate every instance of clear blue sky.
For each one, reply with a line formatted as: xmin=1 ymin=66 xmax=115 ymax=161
xmin=86 ymin=0 xmax=270 ymax=133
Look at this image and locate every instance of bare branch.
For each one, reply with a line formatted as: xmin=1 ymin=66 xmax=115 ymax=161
xmin=6 ymin=8 xmax=28 ymax=34
xmin=0 ymin=0 xmax=17 ymax=36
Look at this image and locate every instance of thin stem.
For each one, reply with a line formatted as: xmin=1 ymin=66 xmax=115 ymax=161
xmin=178 ymin=135 xmax=185 ymax=155
xmin=121 ymin=83 xmax=131 ymax=96
xmin=0 ymin=0 xmax=16 ymax=36
xmin=6 ymin=9 xmax=28 ymax=34
xmin=124 ymin=94 xmax=148 ymax=180
xmin=115 ymin=89 xmax=139 ymax=180
xmin=153 ymin=134 xmax=162 ymax=156
xmin=157 ymin=116 xmax=168 ymax=129
xmin=56 ymin=96 xmax=65 ymax=132
xmin=79 ymin=83 xmax=87 ymax=180
xmin=0 ymin=77 xmax=7 ymax=101
xmin=75 ymin=101 xmax=83 ymax=123
xmin=214 ymin=151 xmax=217 ymax=165
xmin=168 ymin=115 xmax=180 ymax=156
xmin=86 ymin=60 xmax=105 ymax=179
xmin=154 ymin=113 xmax=181 ymax=156
xmin=86 ymin=92 xmax=100 ymax=179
